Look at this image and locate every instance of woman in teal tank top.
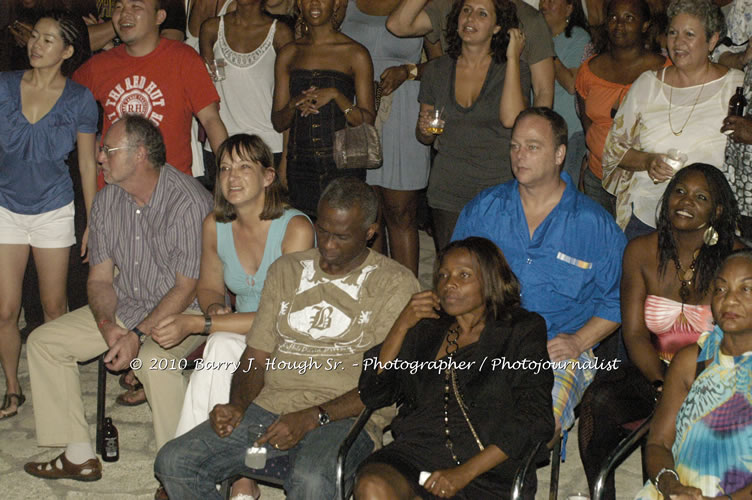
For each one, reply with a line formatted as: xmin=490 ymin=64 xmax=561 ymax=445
xmin=154 ymin=134 xmax=314 ymax=498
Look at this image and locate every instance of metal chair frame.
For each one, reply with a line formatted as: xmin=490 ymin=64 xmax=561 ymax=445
xmin=219 ymin=407 xmax=375 ymax=500
xmin=510 ymin=434 xmax=563 ymax=500
xmin=592 ymin=414 xmax=653 ymax=500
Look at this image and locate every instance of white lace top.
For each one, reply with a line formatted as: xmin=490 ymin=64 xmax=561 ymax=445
xmin=211 ymin=18 xmax=282 ymax=152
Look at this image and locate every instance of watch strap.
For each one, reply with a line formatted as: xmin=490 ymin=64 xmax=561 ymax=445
xmin=132 ymin=327 xmax=147 ymax=345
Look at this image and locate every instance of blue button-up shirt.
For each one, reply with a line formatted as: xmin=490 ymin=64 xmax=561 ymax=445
xmin=453 ymin=173 xmax=626 ymax=340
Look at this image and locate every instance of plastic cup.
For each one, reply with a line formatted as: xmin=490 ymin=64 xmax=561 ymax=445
xmin=567 ymin=494 xmax=590 ymax=500
xmin=663 ymin=148 xmax=687 ymax=171
xmin=212 ymin=58 xmax=226 ymax=82
xmin=244 ymin=424 xmax=267 ymax=469
xmin=427 ymin=108 xmax=445 ymax=135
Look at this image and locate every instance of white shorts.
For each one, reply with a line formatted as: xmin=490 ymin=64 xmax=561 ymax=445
xmin=0 ymin=202 xmax=75 ymax=248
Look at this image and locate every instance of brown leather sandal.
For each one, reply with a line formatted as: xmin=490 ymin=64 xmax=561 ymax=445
xmin=116 ymin=383 xmax=146 ymax=406
xmin=24 ymin=452 xmax=102 ymax=482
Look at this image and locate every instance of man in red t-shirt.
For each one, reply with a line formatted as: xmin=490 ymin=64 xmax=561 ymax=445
xmin=74 ymin=0 xmax=228 ymax=187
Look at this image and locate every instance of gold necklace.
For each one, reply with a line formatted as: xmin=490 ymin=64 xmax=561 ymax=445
xmin=668 ymin=69 xmax=708 ymax=137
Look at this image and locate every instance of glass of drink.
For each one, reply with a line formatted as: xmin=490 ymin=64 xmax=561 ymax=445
xmin=244 ymin=424 xmax=267 ymax=469
xmin=427 ymin=108 xmax=445 ymax=135
xmin=663 ymin=148 xmax=687 ymax=172
xmin=211 ymin=58 xmax=227 ymax=82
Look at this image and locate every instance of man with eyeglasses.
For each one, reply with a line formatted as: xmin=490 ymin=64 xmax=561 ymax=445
xmin=23 ymin=115 xmax=212 ymax=482
xmin=73 ymin=0 xmax=228 ymax=189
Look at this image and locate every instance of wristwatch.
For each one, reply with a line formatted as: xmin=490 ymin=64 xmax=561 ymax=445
xmin=202 ymin=315 xmax=212 ymax=334
xmin=405 ymin=63 xmax=418 ymax=81
xmin=317 ymin=406 xmax=330 ymax=426
xmin=132 ymin=327 xmax=147 ymax=345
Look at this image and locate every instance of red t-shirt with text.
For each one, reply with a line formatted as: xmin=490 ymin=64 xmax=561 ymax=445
xmin=74 ymin=39 xmax=219 ymax=186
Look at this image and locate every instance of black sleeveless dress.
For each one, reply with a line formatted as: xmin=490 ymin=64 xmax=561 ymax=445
xmin=286 ymin=68 xmax=366 ymax=217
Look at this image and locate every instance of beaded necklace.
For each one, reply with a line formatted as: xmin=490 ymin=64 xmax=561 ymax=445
xmin=442 ymin=323 xmax=485 ymax=464
xmin=674 ymin=248 xmax=700 ymax=304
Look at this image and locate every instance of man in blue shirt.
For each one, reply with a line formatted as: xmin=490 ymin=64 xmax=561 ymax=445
xmin=453 ymin=108 xmax=626 ymax=432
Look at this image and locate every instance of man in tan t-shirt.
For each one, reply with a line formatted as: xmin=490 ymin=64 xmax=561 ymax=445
xmin=155 ymin=177 xmax=420 ymax=500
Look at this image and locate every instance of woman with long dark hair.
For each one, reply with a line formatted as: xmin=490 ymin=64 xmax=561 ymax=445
xmin=0 ymin=11 xmax=95 ymax=420
xmin=416 ymin=0 xmax=528 ymax=252
xmin=577 ymin=163 xmax=743 ymax=499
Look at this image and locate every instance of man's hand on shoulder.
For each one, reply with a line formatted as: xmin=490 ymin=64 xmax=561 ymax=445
xmin=210 ymin=403 xmax=245 ymax=438
xmin=256 ymin=408 xmax=318 ymax=450
xmin=547 ymin=333 xmax=584 ymax=362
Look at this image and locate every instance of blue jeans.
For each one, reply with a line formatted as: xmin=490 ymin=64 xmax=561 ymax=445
xmin=155 ymin=403 xmax=375 ymax=500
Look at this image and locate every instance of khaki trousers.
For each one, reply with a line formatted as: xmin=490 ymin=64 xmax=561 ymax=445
xmin=27 ymin=305 xmax=204 ymax=451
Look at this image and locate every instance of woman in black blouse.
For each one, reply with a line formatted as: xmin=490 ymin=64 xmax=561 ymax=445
xmin=355 ymin=237 xmax=553 ymax=499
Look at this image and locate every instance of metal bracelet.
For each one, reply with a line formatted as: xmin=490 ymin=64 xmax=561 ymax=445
xmin=653 ymin=467 xmax=679 ymax=494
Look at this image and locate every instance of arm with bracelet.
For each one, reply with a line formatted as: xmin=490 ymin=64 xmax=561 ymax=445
xmin=643 ymin=346 xmax=704 ymax=498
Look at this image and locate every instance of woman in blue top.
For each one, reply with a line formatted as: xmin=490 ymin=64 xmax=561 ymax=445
xmin=0 ymin=11 xmax=96 ymax=420
xmin=152 ymin=134 xmax=314 ymax=499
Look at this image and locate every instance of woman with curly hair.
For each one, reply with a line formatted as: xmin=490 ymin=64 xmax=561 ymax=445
xmin=577 ymin=163 xmax=744 ymax=499
xmin=0 ymin=11 xmax=95 ymax=420
xmin=416 ymin=0 xmax=529 ymax=252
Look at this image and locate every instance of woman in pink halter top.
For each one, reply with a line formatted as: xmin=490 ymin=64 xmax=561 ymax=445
xmin=578 ymin=163 xmax=743 ymax=499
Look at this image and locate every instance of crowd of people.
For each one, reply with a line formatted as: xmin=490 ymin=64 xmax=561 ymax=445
xmin=1 ymin=0 xmax=751 ymax=499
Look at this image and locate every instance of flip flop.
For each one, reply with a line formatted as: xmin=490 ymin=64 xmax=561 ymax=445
xmin=24 ymin=452 xmax=102 ymax=482
xmin=115 ymin=383 xmax=146 ymax=406
xmin=0 ymin=392 xmax=26 ymax=420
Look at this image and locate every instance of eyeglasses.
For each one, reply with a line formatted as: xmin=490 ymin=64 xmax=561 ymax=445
xmin=99 ymin=144 xmax=132 ymax=156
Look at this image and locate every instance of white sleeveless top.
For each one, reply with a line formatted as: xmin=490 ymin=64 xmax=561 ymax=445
xmin=211 ymin=17 xmax=282 ymax=153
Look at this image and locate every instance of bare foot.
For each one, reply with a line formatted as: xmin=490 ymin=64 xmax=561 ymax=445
xmin=230 ymin=477 xmax=260 ymax=500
